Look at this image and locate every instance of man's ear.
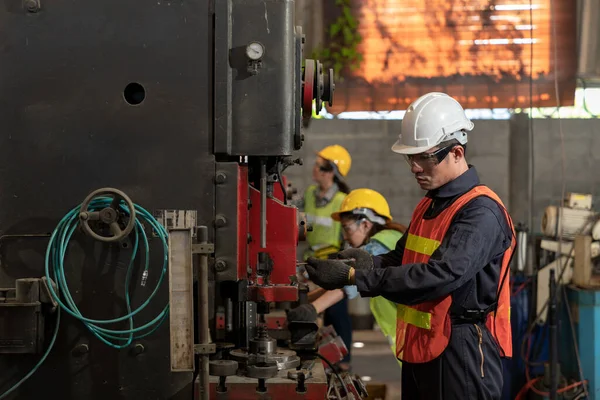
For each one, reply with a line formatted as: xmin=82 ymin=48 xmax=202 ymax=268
xmin=453 ymin=145 xmax=465 ymax=162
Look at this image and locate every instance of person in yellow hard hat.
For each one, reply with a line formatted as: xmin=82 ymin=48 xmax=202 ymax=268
xmin=289 ymin=188 xmax=406 ymax=368
xmin=291 ymin=144 xmax=353 ymax=366
xmin=335 ymin=189 xmax=406 ymax=367
xmin=297 ymin=144 xmax=352 ymax=260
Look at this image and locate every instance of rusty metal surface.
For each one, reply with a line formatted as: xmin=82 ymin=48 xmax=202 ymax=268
xmin=168 ymin=228 xmax=195 ymax=373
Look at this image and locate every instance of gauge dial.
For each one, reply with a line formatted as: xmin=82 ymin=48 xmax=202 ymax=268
xmin=246 ymin=42 xmax=264 ymax=61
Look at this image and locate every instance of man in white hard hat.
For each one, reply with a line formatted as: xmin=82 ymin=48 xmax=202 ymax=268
xmin=304 ymin=93 xmax=516 ymax=400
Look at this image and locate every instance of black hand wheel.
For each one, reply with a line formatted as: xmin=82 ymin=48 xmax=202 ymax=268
xmin=78 ymin=188 xmax=136 ymax=243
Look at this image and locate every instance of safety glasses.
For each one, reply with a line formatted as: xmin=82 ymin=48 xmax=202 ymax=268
xmin=404 ymin=144 xmax=456 ymax=169
xmin=341 ymin=219 xmax=363 ymax=234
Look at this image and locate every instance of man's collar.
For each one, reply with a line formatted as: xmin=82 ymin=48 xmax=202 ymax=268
xmin=427 ymin=165 xmax=480 ymax=198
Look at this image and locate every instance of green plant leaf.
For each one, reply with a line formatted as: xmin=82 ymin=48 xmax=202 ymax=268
xmin=343 ymin=6 xmax=354 ymax=24
xmin=330 ymin=23 xmax=342 ymax=37
xmin=312 ymin=0 xmax=364 ymax=80
xmin=343 ymin=26 xmax=353 ymax=43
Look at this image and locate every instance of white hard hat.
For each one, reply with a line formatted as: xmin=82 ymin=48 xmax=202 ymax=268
xmin=392 ymin=92 xmax=474 ymax=155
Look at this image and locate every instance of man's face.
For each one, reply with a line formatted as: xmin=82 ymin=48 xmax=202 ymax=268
xmin=404 ymin=144 xmax=462 ymax=190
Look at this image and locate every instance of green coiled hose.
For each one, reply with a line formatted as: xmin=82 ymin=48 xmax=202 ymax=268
xmin=45 ymin=197 xmax=169 ymax=347
xmin=0 ymin=197 xmax=169 ymax=399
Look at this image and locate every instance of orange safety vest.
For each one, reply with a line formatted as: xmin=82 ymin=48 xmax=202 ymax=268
xmin=395 ymin=185 xmax=515 ymax=364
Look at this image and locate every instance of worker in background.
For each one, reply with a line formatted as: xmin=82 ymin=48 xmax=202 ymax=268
xmin=304 ymin=92 xmax=515 ymax=400
xmin=296 ymin=144 xmax=351 ymax=260
xmin=292 ymin=144 xmax=354 ymax=368
xmin=288 ymin=188 xmax=406 ymax=366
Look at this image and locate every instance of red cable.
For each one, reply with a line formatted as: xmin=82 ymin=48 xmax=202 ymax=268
xmin=512 ymin=279 xmax=530 ymax=296
xmin=515 ymin=330 xmax=587 ymax=398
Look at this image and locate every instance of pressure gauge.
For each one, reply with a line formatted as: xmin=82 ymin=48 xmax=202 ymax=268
xmin=246 ymin=42 xmax=265 ymax=61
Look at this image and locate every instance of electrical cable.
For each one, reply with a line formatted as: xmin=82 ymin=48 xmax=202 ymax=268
xmin=277 ymin=159 xmax=288 ymax=205
xmin=512 ymin=277 xmax=531 ymax=296
xmin=316 ymin=353 xmax=346 ymax=395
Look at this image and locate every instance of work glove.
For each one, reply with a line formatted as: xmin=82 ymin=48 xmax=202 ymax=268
xmin=287 ymin=303 xmax=318 ymax=322
xmin=305 ymin=257 xmax=352 ymax=290
xmin=336 ymin=248 xmax=374 ymax=271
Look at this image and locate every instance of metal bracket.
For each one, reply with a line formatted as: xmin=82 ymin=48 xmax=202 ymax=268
xmin=194 ymin=343 xmax=216 ymax=355
xmin=192 ymin=243 xmax=214 ymax=254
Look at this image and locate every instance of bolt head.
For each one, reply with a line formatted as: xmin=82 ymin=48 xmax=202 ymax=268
xmin=132 ymin=343 xmax=145 ymax=355
xmin=72 ymin=343 xmax=89 ymax=356
xmin=215 ymin=172 xmax=227 ymax=184
xmin=215 ymin=260 xmax=227 ymax=272
xmin=215 ymin=215 xmax=227 ymax=228
xmin=25 ymin=0 xmax=39 ymax=12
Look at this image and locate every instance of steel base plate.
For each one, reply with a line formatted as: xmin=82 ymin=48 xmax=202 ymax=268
xmin=229 ymin=347 xmax=301 ymax=371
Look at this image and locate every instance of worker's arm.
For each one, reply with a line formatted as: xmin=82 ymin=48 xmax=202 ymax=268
xmin=312 ymin=289 xmax=345 ymax=313
xmin=354 ymin=198 xmax=511 ymax=305
xmin=308 ymin=287 xmax=327 ymax=302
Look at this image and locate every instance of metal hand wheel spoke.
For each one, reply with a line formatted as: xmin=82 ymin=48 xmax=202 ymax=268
xmin=110 ymin=197 xmax=122 ymax=211
xmin=81 ymin=211 xmax=100 ymax=221
xmin=109 ymin=222 xmax=122 ymax=237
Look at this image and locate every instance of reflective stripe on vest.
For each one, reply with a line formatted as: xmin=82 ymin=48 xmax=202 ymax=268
xmin=395 ymin=185 xmax=516 ymax=364
xmin=404 ymin=234 xmax=441 ymax=256
xmin=303 ymin=185 xmax=346 ymax=260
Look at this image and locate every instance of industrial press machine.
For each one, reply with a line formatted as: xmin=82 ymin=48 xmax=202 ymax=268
xmin=0 ymin=1 xmax=361 ymax=399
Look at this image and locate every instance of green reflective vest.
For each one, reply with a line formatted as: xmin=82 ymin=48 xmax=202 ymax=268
xmin=368 ymin=229 xmax=403 ymax=367
xmin=303 ymin=185 xmax=346 ymax=260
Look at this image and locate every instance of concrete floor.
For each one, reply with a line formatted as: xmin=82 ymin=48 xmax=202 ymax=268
xmin=350 ymin=330 xmax=401 ymax=400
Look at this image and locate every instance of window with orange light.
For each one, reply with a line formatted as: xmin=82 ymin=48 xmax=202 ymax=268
xmin=324 ymin=0 xmax=577 ymax=113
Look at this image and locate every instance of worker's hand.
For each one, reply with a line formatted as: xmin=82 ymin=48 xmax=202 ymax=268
xmin=337 ymin=248 xmax=374 ymax=271
xmin=305 ymin=257 xmax=351 ymax=290
xmin=287 ymin=303 xmax=318 ymax=322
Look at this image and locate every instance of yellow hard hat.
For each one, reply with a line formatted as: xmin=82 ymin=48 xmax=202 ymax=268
xmin=317 ymin=145 xmax=352 ymax=177
xmin=331 ymin=188 xmax=393 ymax=221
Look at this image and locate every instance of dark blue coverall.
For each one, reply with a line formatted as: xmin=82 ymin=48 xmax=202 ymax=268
xmin=354 ymin=166 xmax=513 ymax=400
